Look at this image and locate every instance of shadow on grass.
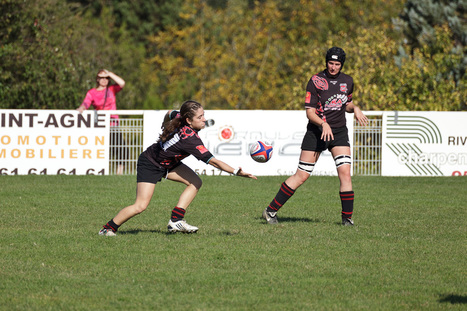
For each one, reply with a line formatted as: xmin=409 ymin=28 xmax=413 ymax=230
xmin=221 ymin=230 xmax=240 ymax=236
xmin=120 ymin=228 xmax=244 ymax=237
xmin=119 ymin=228 xmax=168 ymax=235
xmin=260 ymin=216 xmax=322 ymax=223
xmin=439 ymin=294 xmax=467 ymax=304
xmin=119 ymin=228 xmax=204 ymax=236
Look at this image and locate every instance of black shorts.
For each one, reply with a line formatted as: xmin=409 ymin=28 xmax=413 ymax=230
xmin=136 ymin=153 xmax=169 ymax=184
xmin=301 ymin=125 xmax=350 ymax=152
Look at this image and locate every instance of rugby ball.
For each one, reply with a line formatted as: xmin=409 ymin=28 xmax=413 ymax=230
xmin=250 ymin=141 xmax=273 ymax=163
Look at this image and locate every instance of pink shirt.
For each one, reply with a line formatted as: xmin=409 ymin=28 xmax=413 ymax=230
xmin=81 ymin=85 xmax=122 ymax=125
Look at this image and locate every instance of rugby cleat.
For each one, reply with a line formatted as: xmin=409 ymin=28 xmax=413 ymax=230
xmin=342 ymin=218 xmax=354 ymax=226
xmin=99 ymin=228 xmax=117 ymax=236
xmin=262 ymin=208 xmax=279 ymax=225
xmin=167 ymin=220 xmax=199 ymax=233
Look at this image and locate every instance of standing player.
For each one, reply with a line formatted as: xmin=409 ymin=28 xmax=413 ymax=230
xmin=99 ymin=100 xmax=257 ymax=236
xmin=262 ymin=47 xmax=368 ymax=226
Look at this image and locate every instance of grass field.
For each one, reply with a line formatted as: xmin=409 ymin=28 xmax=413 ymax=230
xmin=0 ymin=175 xmax=466 ymax=310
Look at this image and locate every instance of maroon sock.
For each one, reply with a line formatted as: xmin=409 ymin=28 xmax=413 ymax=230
xmin=267 ymin=182 xmax=295 ymax=213
xmin=103 ymin=219 xmax=120 ymax=232
xmin=340 ymin=191 xmax=354 ymax=219
xmin=171 ymin=207 xmax=186 ymax=221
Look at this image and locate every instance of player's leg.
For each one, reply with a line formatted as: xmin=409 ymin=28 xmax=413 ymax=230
xmin=285 ymin=150 xmax=321 ymax=189
xmin=331 ymin=146 xmax=354 ymax=225
xmin=113 ymin=182 xmax=156 ymax=224
xmin=99 ymin=182 xmax=156 ymax=236
xmin=166 ymin=163 xmax=202 ymax=233
xmin=99 ymin=153 xmax=164 ymax=236
xmin=263 ymin=150 xmax=320 ymax=224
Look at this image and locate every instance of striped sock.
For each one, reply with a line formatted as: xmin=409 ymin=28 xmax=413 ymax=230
xmin=267 ymin=182 xmax=296 ymax=213
xmin=171 ymin=207 xmax=186 ymax=221
xmin=340 ymin=191 xmax=354 ymax=219
xmin=103 ymin=219 xmax=120 ymax=232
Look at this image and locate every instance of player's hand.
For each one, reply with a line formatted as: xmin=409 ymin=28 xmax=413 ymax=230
xmin=237 ymin=168 xmax=257 ymax=180
xmin=97 ymin=69 xmax=113 ymax=79
xmin=320 ymin=122 xmax=334 ymax=141
xmin=354 ymin=108 xmax=368 ymax=126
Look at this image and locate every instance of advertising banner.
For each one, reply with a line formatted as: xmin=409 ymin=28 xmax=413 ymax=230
xmin=160 ymin=110 xmax=354 ymax=177
xmin=0 ymin=110 xmax=109 ymax=175
xmin=382 ymin=111 xmax=467 ymax=176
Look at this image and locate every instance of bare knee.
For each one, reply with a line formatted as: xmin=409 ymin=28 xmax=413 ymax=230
xmin=295 ymin=174 xmax=309 ymax=187
xmin=132 ymin=201 xmax=149 ymax=215
xmin=287 ymin=171 xmax=310 ymax=189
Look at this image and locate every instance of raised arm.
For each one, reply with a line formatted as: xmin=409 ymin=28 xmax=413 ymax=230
xmin=102 ymin=69 xmax=126 ymax=88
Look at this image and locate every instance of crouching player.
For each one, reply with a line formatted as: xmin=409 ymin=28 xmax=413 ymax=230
xmin=99 ymin=100 xmax=256 ymax=236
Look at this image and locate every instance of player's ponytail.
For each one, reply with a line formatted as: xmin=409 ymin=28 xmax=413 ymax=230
xmin=159 ymin=117 xmax=181 ymax=143
xmin=158 ymin=100 xmax=202 ymax=143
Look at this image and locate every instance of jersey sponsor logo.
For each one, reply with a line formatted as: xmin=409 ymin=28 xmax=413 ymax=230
xmin=324 ymin=94 xmax=348 ymax=110
xmin=305 ymin=91 xmax=311 ymax=104
xmin=340 ymin=83 xmax=348 ymax=93
xmin=196 ymin=145 xmax=209 ymax=154
xmin=312 ymin=75 xmax=328 ymax=91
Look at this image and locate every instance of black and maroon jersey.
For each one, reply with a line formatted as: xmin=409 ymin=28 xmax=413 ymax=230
xmin=143 ymin=125 xmax=213 ymax=170
xmin=305 ymin=70 xmax=354 ymax=128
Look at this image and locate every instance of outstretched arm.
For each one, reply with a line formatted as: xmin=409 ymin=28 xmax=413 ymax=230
xmin=208 ymin=157 xmax=257 ymax=179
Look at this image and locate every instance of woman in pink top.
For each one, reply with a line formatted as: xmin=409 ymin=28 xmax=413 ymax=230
xmin=77 ymin=69 xmax=127 ymax=174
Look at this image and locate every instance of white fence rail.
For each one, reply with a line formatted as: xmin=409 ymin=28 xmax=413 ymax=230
xmin=353 ymin=112 xmax=383 ymax=176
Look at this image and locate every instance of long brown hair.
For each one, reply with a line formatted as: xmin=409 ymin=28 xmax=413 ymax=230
xmin=159 ymin=100 xmax=203 ymax=142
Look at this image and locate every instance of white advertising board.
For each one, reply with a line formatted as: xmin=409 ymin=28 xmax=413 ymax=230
xmin=145 ymin=110 xmax=354 ymax=177
xmin=0 ymin=110 xmax=109 ymax=175
xmin=382 ymin=111 xmax=467 ymax=176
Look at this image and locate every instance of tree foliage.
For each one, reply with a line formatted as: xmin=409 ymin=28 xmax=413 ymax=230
xmin=394 ymin=0 xmax=466 ymax=85
xmin=0 ymin=0 xmax=465 ymax=111
xmin=0 ymin=0 xmax=146 ymax=109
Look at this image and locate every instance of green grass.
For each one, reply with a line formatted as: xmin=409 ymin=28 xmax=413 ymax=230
xmin=0 ymin=175 xmax=466 ymax=310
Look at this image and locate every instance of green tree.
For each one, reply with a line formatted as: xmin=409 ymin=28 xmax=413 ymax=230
xmin=289 ymin=24 xmax=465 ymax=112
xmin=68 ymin=0 xmax=184 ymax=50
xmin=0 ymin=0 xmax=146 ymax=109
xmin=146 ymin=0 xmax=295 ymax=109
xmin=394 ymin=0 xmax=465 ymax=85
xmin=2 ymin=0 xmax=464 ymax=112
xmin=145 ymin=0 xmax=408 ymax=110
